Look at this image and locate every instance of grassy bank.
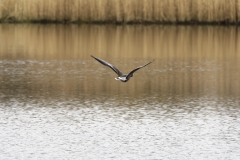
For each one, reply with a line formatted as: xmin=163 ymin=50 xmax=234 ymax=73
xmin=0 ymin=0 xmax=239 ymax=24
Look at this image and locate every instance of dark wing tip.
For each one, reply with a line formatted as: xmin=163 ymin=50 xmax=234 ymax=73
xmin=143 ymin=59 xmax=155 ymax=67
xmin=126 ymin=59 xmax=154 ymax=79
xmin=91 ymin=55 xmax=123 ymax=76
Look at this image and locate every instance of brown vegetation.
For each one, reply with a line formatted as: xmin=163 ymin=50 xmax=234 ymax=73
xmin=0 ymin=0 xmax=240 ymax=23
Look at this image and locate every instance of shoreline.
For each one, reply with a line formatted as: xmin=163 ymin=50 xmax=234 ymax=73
xmin=0 ymin=19 xmax=238 ymax=25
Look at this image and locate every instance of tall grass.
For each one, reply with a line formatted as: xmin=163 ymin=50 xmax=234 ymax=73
xmin=0 ymin=0 xmax=239 ymax=23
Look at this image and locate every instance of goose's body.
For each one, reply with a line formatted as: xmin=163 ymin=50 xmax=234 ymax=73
xmin=91 ymin=55 xmax=154 ymax=82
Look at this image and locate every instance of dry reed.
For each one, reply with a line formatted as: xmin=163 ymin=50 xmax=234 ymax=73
xmin=0 ymin=0 xmax=240 ymax=23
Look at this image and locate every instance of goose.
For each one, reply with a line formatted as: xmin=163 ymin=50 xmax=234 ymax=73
xmin=91 ymin=55 xmax=154 ymax=82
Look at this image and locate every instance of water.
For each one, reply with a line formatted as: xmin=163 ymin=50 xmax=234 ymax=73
xmin=0 ymin=24 xmax=240 ymax=160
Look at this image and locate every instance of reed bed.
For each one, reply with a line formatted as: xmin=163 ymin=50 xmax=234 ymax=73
xmin=0 ymin=0 xmax=240 ymax=23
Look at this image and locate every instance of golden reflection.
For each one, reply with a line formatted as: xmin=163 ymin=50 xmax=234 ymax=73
xmin=0 ymin=24 xmax=240 ymax=99
xmin=0 ymin=24 xmax=240 ymax=60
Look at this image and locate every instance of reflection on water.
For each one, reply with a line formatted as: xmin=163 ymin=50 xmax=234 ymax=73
xmin=0 ymin=24 xmax=240 ymax=159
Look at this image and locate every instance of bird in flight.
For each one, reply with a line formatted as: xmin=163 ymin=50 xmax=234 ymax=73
xmin=91 ymin=55 xmax=154 ymax=82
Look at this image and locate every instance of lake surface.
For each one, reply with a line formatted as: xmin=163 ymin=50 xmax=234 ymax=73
xmin=0 ymin=24 xmax=240 ymax=159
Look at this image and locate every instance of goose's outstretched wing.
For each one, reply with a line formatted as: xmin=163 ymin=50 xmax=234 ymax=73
xmin=126 ymin=60 xmax=154 ymax=80
xmin=91 ymin=55 xmax=123 ymax=76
